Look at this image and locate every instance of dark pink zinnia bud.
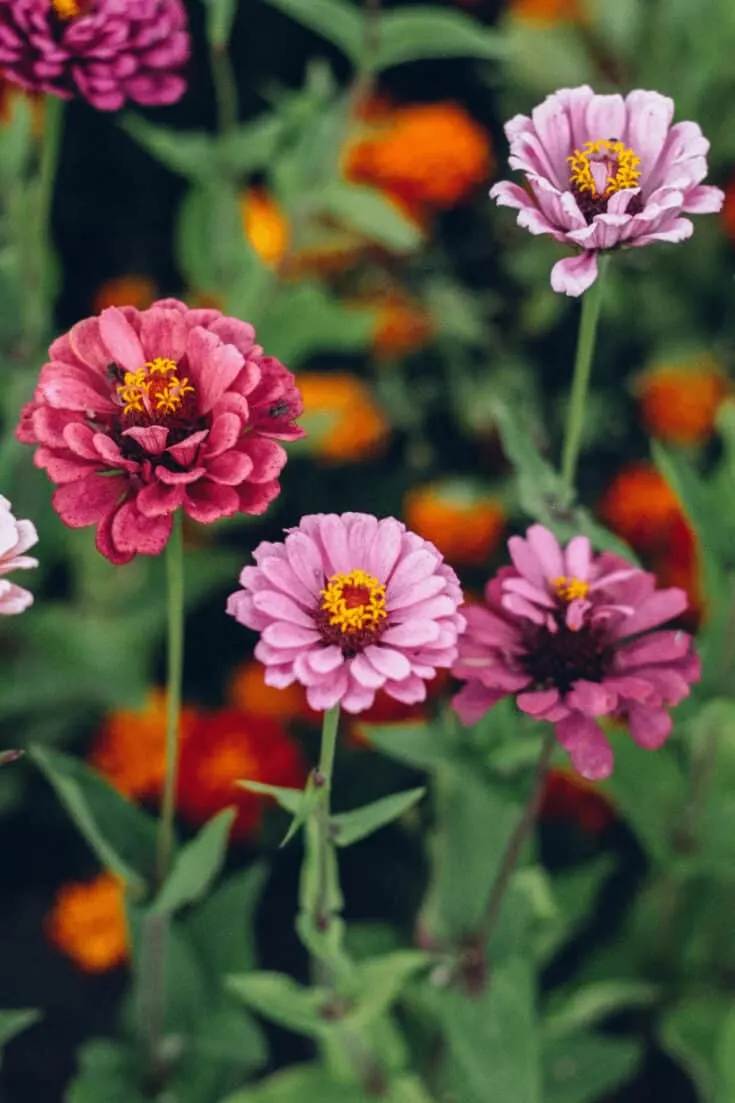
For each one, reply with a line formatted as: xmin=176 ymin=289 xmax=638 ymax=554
xmin=17 ymin=299 xmax=304 ymax=564
xmin=0 ymin=0 xmax=190 ymax=110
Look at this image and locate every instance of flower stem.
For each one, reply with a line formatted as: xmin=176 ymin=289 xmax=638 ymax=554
xmin=314 ymin=704 xmax=340 ymax=930
xmin=560 ymin=255 xmax=610 ymax=496
xmin=210 ymin=43 xmax=238 ymax=135
xmin=478 ymin=731 xmax=556 ymax=949
xmin=157 ymin=510 xmax=185 ymax=884
xmin=23 ymin=94 xmax=65 ymax=348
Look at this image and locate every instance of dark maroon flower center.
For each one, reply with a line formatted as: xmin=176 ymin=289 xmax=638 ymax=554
xmin=315 ymin=568 xmax=389 ymax=658
xmin=520 ymin=620 xmax=614 ymax=694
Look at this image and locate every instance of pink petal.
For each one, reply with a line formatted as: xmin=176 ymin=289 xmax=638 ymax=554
xmin=350 ymin=654 xmax=385 ymax=689
xmin=382 ymin=621 xmax=441 ymax=647
xmin=682 ymin=184 xmax=724 ymax=214
xmin=612 ymin=588 xmax=687 ymax=638
xmin=0 ymin=580 xmax=34 ymax=614
xmin=550 ymin=251 xmax=599 ymax=296
xmin=206 ymin=451 xmax=254 ymax=485
xmin=452 ymin=682 xmax=507 ymax=725
xmin=98 ymin=307 xmax=145 ymax=373
xmin=555 ymin=713 xmax=614 ymax=780
xmin=584 ymin=93 xmax=626 ymax=145
xmin=237 ymin=436 xmax=286 ymax=483
xmin=136 ymin=482 xmax=185 ymax=518
xmin=623 ymin=90 xmax=675 ymax=182
xmin=183 ymin=480 xmax=239 ymax=523
xmin=517 ymin=688 xmax=560 ymax=717
xmin=626 ymin=703 xmax=673 ymax=750
xmin=566 ymin=679 xmax=617 ymax=716
xmin=186 ymin=328 xmax=244 ymax=415
xmin=139 ymin=306 xmax=188 ymax=363
xmin=123 ymin=426 xmax=169 ymax=454
xmin=364 ymin=645 xmax=412 ymax=681
xmin=306 ymin=667 xmax=350 ymax=711
xmin=382 ymin=675 xmax=427 ymax=705
xmin=111 ymin=501 xmax=173 ymax=556
xmin=68 ymin=317 xmax=111 ymax=370
xmin=204 ymin=412 xmax=243 ymax=458
xmin=306 ymin=646 xmax=343 ymax=674
xmin=252 ymin=590 xmax=315 ymax=627
xmin=262 ymin=623 xmax=321 ymax=648
xmin=53 ymin=474 xmax=127 ymax=527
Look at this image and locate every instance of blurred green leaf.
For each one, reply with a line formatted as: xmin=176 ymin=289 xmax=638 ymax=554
xmin=660 ymin=993 xmax=734 ymax=1103
xmin=256 ymin=283 xmax=375 ymax=366
xmin=66 ymin=1040 xmax=144 ymax=1103
xmin=153 ymin=808 xmax=235 ymax=915
xmin=543 ymin=981 xmax=658 ymax=1041
xmin=0 ymin=1009 xmax=40 ymax=1048
xmin=544 ymin=1033 xmax=641 ymax=1103
xmin=262 ymin=0 xmax=362 ymax=61
xmin=172 ymin=1001 xmax=268 ymax=1101
xmin=537 ymin=854 xmax=615 ymax=965
xmin=332 ymin=788 xmax=425 ymax=847
xmin=348 ymin=952 xmax=431 ymax=1027
xmin=226 ymin=972 xmax=330 ymax=1039
xmin=599 ymin=737 xmax=687 ymax=864
xmin=356 ymin=720 xmax=450 ymax=772
xmin=319 ymin=182 xmax=423 ymax=252
xmin=376 ymin=8 xmax=505 ymax=69
xmin=121 ymin=117 xmax=217 ymax=181
xmin=29 ymin=745 xmax=157 ymax=894
xmin=237 ymin=780 xmax=304 ymax=816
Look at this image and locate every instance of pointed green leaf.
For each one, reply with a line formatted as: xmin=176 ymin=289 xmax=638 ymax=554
xmin=255 ymin=284 xmax=375 ymax=367
xmin=226 ymin=972 xmax=329 ymax=1039
xmin=544 ymin=1033 xmax=641 ymax=1103
xmin=153 ymin=808 xmax=235 ymax=915
xmin=263 ymin=0 xmax=362 ymax=60
xmin=543 ymin=981 xmax=658 ymax=1041
xmin=237 ymin=778 xmax=308 ymax=849
xmin=376 ymin=8 xmax=505 ymax=70
xmin=319 ymin=182 xmax=423 ymax=252
xmin=186 ymin=864 xmax=267 ymax=981
xmin=349 ymin=951 xmax=431 ymax=1027
xmin=356 ymin=720 xmax=449 ymax=771
xmin=332 ymin=788 xmax=425 ymax=847
xmin=0 ymin=1009 xmax=40 ymax=1047
xmin=660 ymin=994 xmax=733 ymax=1103
xmin=599 ymin=738 xmax=687 ymax=864
xmin=121 ymin=116 xmax=217 ymax=181
xmin=29 ymin=745 xmax=157 ymax=893
xmin=66 ymin=1040 xmax=144 ymax=1103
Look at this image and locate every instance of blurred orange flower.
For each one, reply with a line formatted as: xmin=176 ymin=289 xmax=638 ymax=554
xmin=539 ymin=768 xmax=616 ymax=834
xmin=92 ymin=274 xmax=158 ymax=314
xmin=240 ymin=187 xmax=290 ymax=267
xmin=46 ymin=874 xmax=128 ymax=973
xmin=598 ymin=462 xmax=683 ymax=556
xmin=636 ymin=357 xmax=731 ymax=446
xmin=298 ymin=372 xmax=390 ymax=462
xmin=371 ymin=291 xmax=434 ymax=361
xmin=403 ymin=482 xmax=506 ymax=567
xmin=508 ymin=0 xmax=585 ymax=23
xmin=228 ymin=659 xmax=316 ymax=723
xmin=177 ymin=710 xmax=307 ymax=841
xmin=345 ymin=102 xmax=492 ymax=212
xmin=653 ymin=515 xmax=704 ymax=632
xmin=89 ymin=689 xmax=199 ymax=802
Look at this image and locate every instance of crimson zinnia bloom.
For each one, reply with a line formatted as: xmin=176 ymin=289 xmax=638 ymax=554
xmin=452 ymin=525 xmax=700 ymax=780
xmin=490 ymin=86 xmax=723 ymax=295
xmin=0 ymin=0 xmax=189 ymax=109
xmin=226 ymin=512 xmax=466 ymax=714
xmin=17 ymin=299 xmax=303 ymax=564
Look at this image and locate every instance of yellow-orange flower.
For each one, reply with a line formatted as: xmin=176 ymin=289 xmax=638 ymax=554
xmin=508 ymin=0 xmax=585 ymax=23
xmin=298 ymin=372 xmax=390 ymax=462
xmin=240 ymin=187 xmax=290 ymax=267
xmin=370 ymin=291 xmax=434 ymax=361
xmin=635 ymin=357 xmax=731 ymax=446
xmin=598 ymin=463 xmax=683 ymax=556
xmin=228 ymin=659 xmax=316 ymax=723
xmin=92 ymin=275 xmax=157 ymax=314
xmin=46 ymin=874 xmax=128 ymax=973
xmin=345 ymin=102 xmax=492 ymax=211
xmin=403 ymin=482 xmax=506 ymax=567
xmin=89 ymin=689 xmax=199 ymax=801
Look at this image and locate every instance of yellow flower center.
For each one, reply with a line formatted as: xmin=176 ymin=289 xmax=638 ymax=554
xmin=116 ymin=357 xmax=195 ymax=419
xmin=51 ymin=0 xmax=82 ymax=19
xmin=568 ymin=139 xmax=641 ymax=199
xmin=552 ymin=576 xmax=590 ymax=602
xmin=319 ymin=569 xmax=387 ymax=634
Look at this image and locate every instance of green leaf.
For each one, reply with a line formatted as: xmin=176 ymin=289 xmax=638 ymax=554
xmin=297 ymin=816 xmax=348 ymax=973
xmin=29 ymin=745 xmax=157 ymax=894
xmin=219 ymin=1064 xmax=360 ymax=1102
xmin=319 ymin=182 xmax=423 ymax=252
xmin=0 ymin=1009 xmax=40 ymax=1048
xmin=263 ymin=0 xmax=362 ymax=60
xmin=537 ymin=854 xmax=615 ymax=964
xmin=436 ymin=956 xmax=541 ymax=1103
xmin=256 ymin=284 xmax=375 ymax=366
xmin=544 ymin=1033 xmax=641 ymax=1103
xmin=375 ymin=8 xmax=505 ymax=70
xmin=186 ymin=865 xmax=267 ymax=983
xmin=356 ymin=720 xmax=450 ymax=772
xmin=66 ymin=1040 xmax=144 ymax=1103
xmin=332 ymin=788 xmax=425 ymax=847
xmin=543 ymin=981 xmax=658 ymax=1041
xmin=153 ymin=808 xmax=235 ymax=915
xmin=226 ymin=972 xmax=329 ymax=1039
xmin=660 ymin=994 xmax=734 ymax=1103
xmin=348 ymin=951 xmax=431 ymax=1027
xmin=599 ymin=737 xmax=687 ymax=864
xmin=121 ymin=116 xmax=217 ymax=181
xmin=171 ymin=1001 xmax=268 ymax=1100
xmin=237 ymin=779 xmax=308 ymax=845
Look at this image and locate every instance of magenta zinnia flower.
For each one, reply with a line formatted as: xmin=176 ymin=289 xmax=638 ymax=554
xmin=0 ymin=495 xmax=38 ymax=614
xmin=17 ymin=299 xmax=303 ymax=565
xmin=490 ymin=86 xmax=724 ymax=296
xmin=226 ymin=512 xmax=466 ymax=714
xmin=452 ymin=524 xmax=700 ymax=780
xmin=0 ymin=0 xmax=189 ymax=110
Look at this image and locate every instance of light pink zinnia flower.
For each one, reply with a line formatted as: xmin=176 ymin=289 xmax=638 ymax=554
xmin=226 ymin=512 xmax=466 ymax=714
xmin=0 ymin=0 xmax=189 ymax=110
xmin=0 ymin=495 xmax=38 ymax=614
xmin=17 ymin=299 xmax=303 ymax=565
xmin=490 ymin=86 xmax=724 ymax=296
xmin=452 ymin=524 xmax=700 ymax=780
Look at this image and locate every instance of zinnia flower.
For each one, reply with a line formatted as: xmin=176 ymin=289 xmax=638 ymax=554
xmin=228 ymin=658 xmax=315 ymax=723
xmin=0 ymin=495 xmax=38 ymax=614
xmin=92 ymin=274 xmax=157 ymax=314
xmin=403 ymin=481 xmax=505 ymax=567
xmin=177 ymin=709 xmax=307 ymax=841
xmin=452 ymin=524 xmax=700 ymax=779
xmin=17 ymin=299 xmax=304 ymax=565
xmin=46 ymin=873 xmax=128 ymax=973
xmin=598 ymin=462 xmax=683 ymax=556
xmin=226 ymin=512 xmax=466 ymax=714
xmin=0 ymin=0 xmax=189 ymax=109
xmin=298 ymin=372 xmax=389 ymax=463
xmin=490 ymin=86 xmax=724 ymax=295
xmin=635 ymin=356 xmax=731 ymax=446
xmin=508 ymin=0 xmax=584 ymax=23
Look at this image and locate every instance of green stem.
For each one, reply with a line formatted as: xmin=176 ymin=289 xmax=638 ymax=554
xmin=560 ymin=255 xmax=610 ymax=496
xmin=315 ymin=705 xmax=340 ymax=930
xmin=37 ymin=95 xmax=65 ymax=256
xmin=22 ymin=95 xmax=65 ymax=348
xmin=157 ymin=511 xmax=185 ymax=884
xmin=210 ymin=43 xmax=238 ymax=134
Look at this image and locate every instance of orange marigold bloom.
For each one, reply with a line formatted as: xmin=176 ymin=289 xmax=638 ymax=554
xmin=46 ymin=873 xmax=128 ymax=973
xmin=598 ymin=463 xmax=684 ymax=556
xmin=539 ymin=767 xmax=616 ymax=834
xmin=298 ymin=372 xmax=390 ymax=462
xmin=228 ymin=659 xmax=316 ymax=723
xmin=653 ymin=515 xmax=704 ymax=632
xmin=508 ymin=0 xmax=585 ymax=23
xmin=177 ymin=710 xmax=307 ymax=841
xmin=89 ymin=689 xmax=199 ymax=801
xmin=722 ymin=176 xmax=735 ymax=242
xmin=403 ymin=481 xmax=506 ymax=567
xmin=371 ymin=291 xmax=434 ymax=361
xmin=240 ymin=187 xmax=290 ymax=267
xmin=91 ymin=274 xmax=157 ymax=314
xmin=636 ymin=357 xmax=731 ymax=446
xmin=345 ymin=102 xmax=492 ymax=211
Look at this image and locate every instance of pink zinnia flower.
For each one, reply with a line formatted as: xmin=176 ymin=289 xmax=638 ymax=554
xmin=452 ymin=524 xmax=700 ymax=780
xmin=0 ymin=0 xmax=190 ymax=110
xmin=0 ymin=495 xmax=38 ymax=614
xmin=17 ymin=299 xmax=303 ymax=565
xmin=490 ymin=86 xmax=724 ymax=296
xmin=226 ymin=512 xmax=466 ymax=714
